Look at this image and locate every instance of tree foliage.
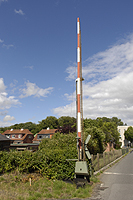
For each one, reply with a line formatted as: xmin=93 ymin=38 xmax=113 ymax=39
xmin=0 ymin=116 xmax=77 ymax=135
xmin=85 ymin=127 xmax=105 ymax=155
xmin=58 ymin=116 xmax=76 ymax=127
xmin=84 ymin=117 xmax=122 ymax=149
xmin=102 ymin=122 xmax=120 ymax=144
xmin=0 ymin=116 xmax=126 ymax=180
xmin=0 ymin=133 xmax=77 ymax=180
xmin=124 ymin=126 xmax=133 ymax=143
xmin=38 ymin=116 xmax=59 ymax=130
xmin=0 ymin=116 xmax=123 ymax=151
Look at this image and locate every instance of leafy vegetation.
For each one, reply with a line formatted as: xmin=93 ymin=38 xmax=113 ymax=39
xmin=84 ymin=117 xmax=122 ymax=151
xmin=84 ymin=127 xmax=105 ymax=155
xmin=0 ymin=116 xmax=124 ymax=182
xmin=124 ymin=126 xmax=133 ymax=143
xmin=0 ymin=116 xmax=76 ymax=135
xmin=0 ymin=172 xmax=98 ymax=200
xmin=0 ymin=133 xmax=78 ymax=180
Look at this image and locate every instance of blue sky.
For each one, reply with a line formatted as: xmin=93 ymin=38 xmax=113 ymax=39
xmin=1 ymin=0 xmax=133 ymax=126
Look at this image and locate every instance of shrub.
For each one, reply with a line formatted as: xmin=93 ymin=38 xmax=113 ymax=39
xmin=0 ymin=132 xmax=78 ymax=180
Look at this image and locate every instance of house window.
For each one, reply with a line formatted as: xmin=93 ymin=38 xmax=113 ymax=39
xmin=6 ymin=135 xmax=10 ymax=138
xmin=39 ymin=135 xmax=42 ymax=139
xmin=119 ymin=129 xmax=120 ymax=133
xmin=12 ymin=135 xmax=15 ymax=138
xmin=29 ymin=135 xmax=32 ymax=138
xmin=18 ymin=134 xmax=21 ymax=138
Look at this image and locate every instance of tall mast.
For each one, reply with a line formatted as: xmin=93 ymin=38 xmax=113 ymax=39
xmin=75 ymin=18 xmax=91 ymax=181
xmin=76 ymin=17 xmax=83 ymax=159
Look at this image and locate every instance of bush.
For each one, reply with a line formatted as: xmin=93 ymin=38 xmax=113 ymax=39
xmin=0 ymin=132 xmax=78 ymax=180
xmin=38 ymin=132 xmax=77 ymax=179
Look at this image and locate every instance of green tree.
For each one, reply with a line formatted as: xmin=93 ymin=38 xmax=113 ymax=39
xmin=9 ymin=123 xmax=24 ymax=130
xmin=84 ymin=118 xmax=98 ymax=129
xmin=124 ymin=126 xmax=133 ymax=143
xmin=102 ymin=122 xmax=120 ymax=145
xmin=58 ymin=116 xmax=76 ymax=134
xmin=38 ymin=116 xmax=59 ymax=130
xmin=111 ymin=117 xmax=124 ymax=126
xmin=58 ymin=116 xmax=76 ymax=127
xmin=23 ymin=122 xmax=36 ymax=131
xmin=101 ymin=117 xmax=111 ymax=123
xmin=84 ymin=127 xmax=105 ymax=154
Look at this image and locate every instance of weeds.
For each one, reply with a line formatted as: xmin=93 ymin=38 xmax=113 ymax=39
xmin=0 ymin=172 xmax=95 ymax=199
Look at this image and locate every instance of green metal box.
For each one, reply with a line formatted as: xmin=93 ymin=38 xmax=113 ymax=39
xmin=75 ymin=161 xmax=89 ymax=176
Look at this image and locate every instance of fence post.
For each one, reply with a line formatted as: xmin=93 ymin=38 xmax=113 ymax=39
xmin=113 ymin=150 xmax=114 ymax=161
xmin=97 ymin=153 xmax=99 ymax=170
xmin=120 ymin=149 xmax=122 ymax=156
xmin=103 ymin=152 xmax=105 ymax=167
xmin=108 ymin=152 xmax=110 ymax=164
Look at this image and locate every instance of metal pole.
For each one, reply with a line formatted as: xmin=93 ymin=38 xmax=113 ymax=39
xmin=77 ymin=18 xmax=82 ymax=159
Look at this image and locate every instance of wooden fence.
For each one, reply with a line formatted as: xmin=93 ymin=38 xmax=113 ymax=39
xmin=91 ymin=148 xmax=129 ymax=172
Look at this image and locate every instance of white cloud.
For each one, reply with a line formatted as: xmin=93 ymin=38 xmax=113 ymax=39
xmin=0 ymin=39 xmax=4 ymax=43
xmin=14 ymin=9 xmax=25 ymax=15
xmin=24 ymin=66 xmax=34 ymax=70
xmin=0 ymin=121 xmax=12 ymax=127
xmin=0 ymin=78 xmax=6 ymax=92
xmin=53 ymin=101 xmax=76 ymax=117
xmin=66 ymin=34 xmax=133 ymax=84
xmin=0 ymin=92 xmax=20 ymax=109
xmin=0 ymin=78 xmax=20 ymax=109
xmin=65 ymin=64 xmax=76 ymax=81
xmin=19 ymin=81 xmax=53 ymax=98
xmin=54 ymin=34 xmax=133 ymax=125
xmin=2 ymin=44 xmax=14 ymax=49
xmin=10 ymin=79 xmax=18 ymax=88
xmin=3 ymin=115 xmax=15 ymax=122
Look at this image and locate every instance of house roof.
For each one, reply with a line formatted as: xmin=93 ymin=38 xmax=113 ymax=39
xmin=38 ymin=129 xmax=58 ymax=135
xmin=3 ymin=129 xmax=33 ymax=134
xmin=33 ymin=129 xmax=58 ymax=141
xmin=0 ymin=133 xmax=11 ymax=141
xmin=2 ymin=129 xmax=34 ymax=141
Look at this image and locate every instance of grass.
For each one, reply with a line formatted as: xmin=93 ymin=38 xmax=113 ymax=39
xmin=0 ymin=172 xmax=99 ymax=200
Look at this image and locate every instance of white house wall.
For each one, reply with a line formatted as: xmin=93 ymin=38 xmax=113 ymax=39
xmin=117 ymin=126 xmax=133 ymax=147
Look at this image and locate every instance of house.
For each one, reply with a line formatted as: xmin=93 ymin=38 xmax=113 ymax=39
xmin=117 ymin=126 xmax=133 ymax=147
xmin=33 ymin=128 xmax=58 ymax=143
xmin=10 ymin=143 xmax=39 ymax=151
xmin=0 ymin=133 xmax=11 ymax=151
xmin=2 ymin=129 xmax=34 ymax=144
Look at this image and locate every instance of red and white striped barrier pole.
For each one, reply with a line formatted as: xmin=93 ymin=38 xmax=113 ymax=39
xmin=77 ymin=18 xmax=82 ymax=154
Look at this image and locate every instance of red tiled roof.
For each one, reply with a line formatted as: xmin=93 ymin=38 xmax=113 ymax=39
xmin=38 ymin=129 xmax=58 ymax=134
xmin=3 ymin=129 xmax=33 ymax=134
xmin=33 ymin=129 xmax=58 ymax=141
xmin=2 ymin=129 xmax=34 ymax=142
